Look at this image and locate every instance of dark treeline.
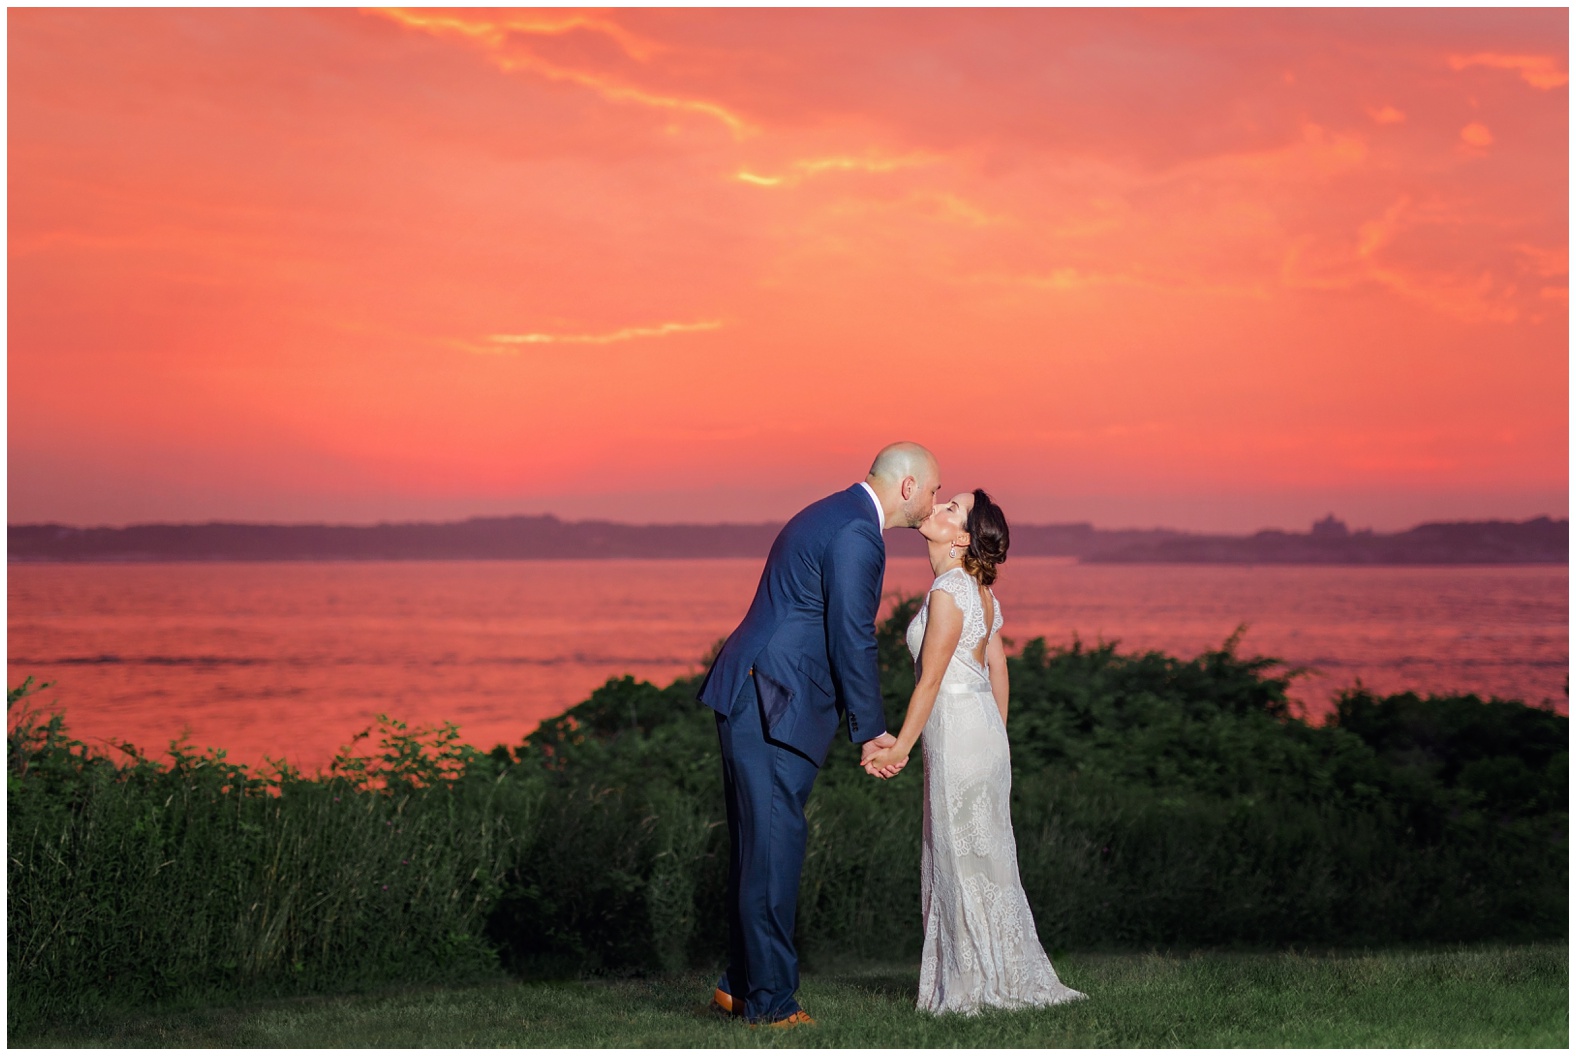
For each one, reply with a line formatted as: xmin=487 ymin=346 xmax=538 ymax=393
xmin=9 ymin=514 xmax=1566 ymax=563
xmin=1086 ymin=515 xmax=1567 ymax=564
xmin=5 ymin=517 xmax=1185 ymax=562
xmin=7 ymin=604 xmax=1567 ymax=1037
xmin=7 ymin=515 xmax=786 ymax=561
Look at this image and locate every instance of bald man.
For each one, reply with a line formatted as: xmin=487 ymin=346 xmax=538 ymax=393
xmin=697 ymin=442 xmax=941 ymax=1027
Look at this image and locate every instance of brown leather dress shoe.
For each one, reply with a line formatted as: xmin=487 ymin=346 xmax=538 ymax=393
xmin=710 ymin=988 xmax=738 ymax=1016
xmin=749 ymin=1009 xmax=817 ymax=1029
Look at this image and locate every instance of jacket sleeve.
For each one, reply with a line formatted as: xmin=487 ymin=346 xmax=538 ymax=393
xmin=822 ymin=523 xmax=889 ymax=744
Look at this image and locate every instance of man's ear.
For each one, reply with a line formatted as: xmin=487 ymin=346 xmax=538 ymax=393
xmin=900 ymin=475 xmax=916 ymax=499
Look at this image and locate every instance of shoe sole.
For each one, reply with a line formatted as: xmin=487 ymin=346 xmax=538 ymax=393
xmin=749 ymin=1012 xmax=817 ymax=1029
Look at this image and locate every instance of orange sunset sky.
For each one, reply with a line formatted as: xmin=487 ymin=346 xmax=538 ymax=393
xmin=7 ymin=7 xmax=1569 ymax=532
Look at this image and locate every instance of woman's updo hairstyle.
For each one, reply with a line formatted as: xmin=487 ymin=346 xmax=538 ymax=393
xmin=962 ymin=489 xmax=1009 ymax=586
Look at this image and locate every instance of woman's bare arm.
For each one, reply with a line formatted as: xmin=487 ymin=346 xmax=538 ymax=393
xmin=864 ymin=589 xmax=963 ymax=772
xmin=986 ymin=630 xmax=1009 ymax=725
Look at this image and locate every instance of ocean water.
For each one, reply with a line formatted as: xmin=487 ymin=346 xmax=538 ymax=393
xmin=6 ymin=558 xmax=1567 ymax=772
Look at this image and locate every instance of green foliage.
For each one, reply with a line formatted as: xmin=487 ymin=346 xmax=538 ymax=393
xmin=995 ymin=628 xmax=1567 ymax=949
xmin=424 ymin=601 xmax=1568 ymax=971
xmin=7 ymin=699 xmax=533 ymax=1037
xmin=8 ymin=597 xmax=1567 ymax=1039
xmin=1334 ymin=686 xmax=1568 ymax=818
xmin=328 ymin=712 xmax=492 ymax=791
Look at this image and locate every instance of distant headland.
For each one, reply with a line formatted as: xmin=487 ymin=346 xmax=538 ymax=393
xmin=6 ymin=514 xmax=1567 ymax=565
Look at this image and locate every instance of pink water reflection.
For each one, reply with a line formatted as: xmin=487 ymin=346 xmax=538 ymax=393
xmin=7 ymin=558 xmax=1566 ymax=772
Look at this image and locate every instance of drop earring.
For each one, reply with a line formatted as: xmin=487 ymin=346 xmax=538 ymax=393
xmin=948 ymin=544 xmax=957 ymax=559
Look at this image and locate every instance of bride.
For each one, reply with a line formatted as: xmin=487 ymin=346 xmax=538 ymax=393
xmin=864 ymin=489 xmax=1087 ymax=1015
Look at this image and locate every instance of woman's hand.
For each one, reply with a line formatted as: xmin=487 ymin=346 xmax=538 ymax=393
xmin=862 ymin=744 xmax=909 ymax=779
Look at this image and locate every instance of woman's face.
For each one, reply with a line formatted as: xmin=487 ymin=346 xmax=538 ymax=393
xmin=921 ymin=491 xmax=974 ymax=546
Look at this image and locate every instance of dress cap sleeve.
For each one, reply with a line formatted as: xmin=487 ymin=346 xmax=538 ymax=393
xmin=929 ymin=567 xmax=975 ymax=613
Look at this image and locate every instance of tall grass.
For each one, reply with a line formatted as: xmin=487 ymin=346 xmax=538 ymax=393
xmin=7 ymin=600 xmax=1567 ymax=1039
xmin=7 ymin=685 xmax=535 ymax=1032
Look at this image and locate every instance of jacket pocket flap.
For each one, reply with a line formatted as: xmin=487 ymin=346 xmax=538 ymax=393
xmin=753 ymin=668 xmax=796 ymax=728
xmin=795 ymin=658 xmax=835 ymax=701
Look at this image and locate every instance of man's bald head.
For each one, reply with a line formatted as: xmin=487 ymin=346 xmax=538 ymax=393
xmin=865 ymin=442 xmax=941 ymax=529
xmin=867 ymin=441 xmax=936 ymax=486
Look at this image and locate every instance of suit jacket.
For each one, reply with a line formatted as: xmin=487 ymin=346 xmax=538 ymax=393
xmin=697 ymin=484 xmax=889 ymax=763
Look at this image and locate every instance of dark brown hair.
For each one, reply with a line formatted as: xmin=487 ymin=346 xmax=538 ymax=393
xmin=962 ymin=488 xmax=1009 ymax=586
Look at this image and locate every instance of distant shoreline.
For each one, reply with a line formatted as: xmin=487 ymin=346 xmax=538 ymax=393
xmin=7 ymin=514 xmax=1567 ymax=565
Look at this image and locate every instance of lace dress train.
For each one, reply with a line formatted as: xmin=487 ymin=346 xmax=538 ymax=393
xmin=907 ymin=568 xmax=1087 ymax=1015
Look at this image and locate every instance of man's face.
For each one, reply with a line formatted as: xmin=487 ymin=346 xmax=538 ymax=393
xmin=901 ymin=461 xmax=942 ymax=528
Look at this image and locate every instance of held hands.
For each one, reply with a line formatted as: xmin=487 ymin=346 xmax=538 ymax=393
xmin=864 ymin=744 xmax=908 ymax=779
xmin=859 ymin=732 xmax=909 ymax=780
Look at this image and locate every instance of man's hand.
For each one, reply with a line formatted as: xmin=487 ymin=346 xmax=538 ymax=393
xmin=860 ymin=732 xmax=908 ymax=779
xmin=859 ymin=731 xmax=896 ymax=766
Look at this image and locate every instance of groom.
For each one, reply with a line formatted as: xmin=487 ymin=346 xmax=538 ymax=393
xmin=698 ymin=441 xmax=941 ymax=1027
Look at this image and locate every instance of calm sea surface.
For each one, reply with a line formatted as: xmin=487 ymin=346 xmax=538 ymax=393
xmin=6 ymin=559 xmax=1567 ymax=772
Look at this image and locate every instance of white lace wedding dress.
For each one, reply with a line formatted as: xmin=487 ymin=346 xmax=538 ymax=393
xmin=906 ymin=567 xmax=1087 ymax=1014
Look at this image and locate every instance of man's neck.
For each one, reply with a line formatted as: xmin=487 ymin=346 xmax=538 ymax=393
xmin=859 ymin=479 xmax=893 ymax=530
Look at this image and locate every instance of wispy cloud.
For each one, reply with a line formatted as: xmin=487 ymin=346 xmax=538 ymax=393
xmin=734 ymin=152 xmax=934 ymax=188
xmin=973 ymin=267 xmax=1266 ymax=299
xmin=921 ymin=191 xmax=1008 ymax=227
xmin=795 ymin=155 xmax=930 ymax=176
xmin=1448 ymin=52 xmax=1568 ymax=89
xmin=375 ymin=8 xmax=663 ymax=60
xmin=373 ymin=8 xmax=752 ymax=137
xmin=1357 ymin=197 xmax=1411 ymax=259
xmin=1280 ymin=200 xmax=1528 ymax=325
xmin=1515 ymin=243 xmax=1568 ymax=278
xmin=1459 ymin=122 xmax=1495 ymax=150
xmin=474 ymin=320 xmax=724 ymax=352
xmin=1211 ymin=123 xmax=1369 ymax=180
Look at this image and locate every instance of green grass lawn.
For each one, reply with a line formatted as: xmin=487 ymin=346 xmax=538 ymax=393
xmin=22 ymin=944 xmax=1567 ymax=1048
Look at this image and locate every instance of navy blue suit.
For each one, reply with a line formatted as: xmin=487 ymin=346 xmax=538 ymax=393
xmin=697 ymin=484 xmax=890 ymax=1021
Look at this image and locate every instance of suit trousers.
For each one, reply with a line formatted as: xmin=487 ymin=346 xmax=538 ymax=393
xmin=715 ymin=672 xmax=821 ymax=1022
